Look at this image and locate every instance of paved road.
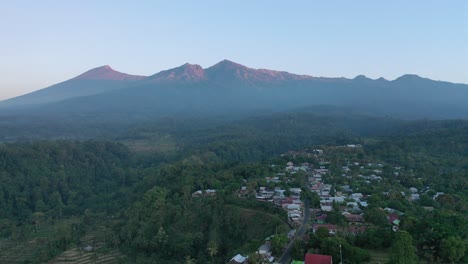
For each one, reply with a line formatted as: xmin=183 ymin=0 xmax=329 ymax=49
xmin=277 ymin=198 xmax=311 ymax=264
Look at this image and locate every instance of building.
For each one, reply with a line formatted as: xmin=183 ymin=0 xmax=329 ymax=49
xmin=305 ymin=253 xmax=333 ymax=264
xmin=228 ymin=254 xmax=248 ymax=264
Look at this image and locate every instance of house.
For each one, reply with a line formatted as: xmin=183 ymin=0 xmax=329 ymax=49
xmin=305 ymin=253 xmax=333 ymax=264
xmin=358 ymin=201 xmax=368 ymax=207
xmin=433 ymin=192 xmax=445 ymax=200
xmin=409 ymin=187 xmax=418 ymax=193
xmin=410 ymin=194 xmax=420 ymax=201
xmin=229 ymin=254 xmax=248 ymax=264
xmin=343 ymin=213 xmax=364 ymax=222
xmin=83 ymin=245 xmax=94 ymax=252
xmin=345 ymin=225 xmax=367 ymax=235
xmin=274 ymin=188 xmax=286 ymax=197
xmin=287 ymin=204 xmax=301 ymax=211
xmin=258 ymin=243 xmax=271 ymax=255
xmin=316 ymin=214 xmax=327 ymax=224
xmin=313 ymin=149 xmax=323 ymax=154
xmin=320 ymin=203 xmax=333 ymax=212
xmin=327 ymin=196 xmax=346 ymax=203
xmin=351 ymin=193 xmax=363 ymax=200
xmin=388 ymin=213 xmax=400 ymax=225
xmin=192 ymin=189 xmax=217 ymax=197
xmin=191 ymin=190 xmax=203 ymax=197
xmin=205 ymin=189 xmax=216 ymax=196
xmin=290 ymin=188 xmax=302 ymax=195
xmin=341 ymin=185 xmax=353 ymax=193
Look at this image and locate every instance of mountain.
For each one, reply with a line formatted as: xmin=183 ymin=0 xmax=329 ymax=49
xmin=1 ymin=60 xmax=468 ymax=119
xmin=146 ymin=63 xmax=206 ymax=83
xmin=74 ymin=65 xmax=146 ymax=81
xmin=205 ymin=59 xmax=314 ymax=83
xmin=0 ymin=66 xmax=145 ymax=108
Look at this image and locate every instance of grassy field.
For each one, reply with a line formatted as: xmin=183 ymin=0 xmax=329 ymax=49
xmin=366 ymin=249 xmax=390 ymax=264
xmin=120 ymin=132 xmax=178 ymax=153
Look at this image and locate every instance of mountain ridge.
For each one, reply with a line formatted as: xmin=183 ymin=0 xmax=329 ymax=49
xmin=1 ymin=59 xmax=468 ymax=119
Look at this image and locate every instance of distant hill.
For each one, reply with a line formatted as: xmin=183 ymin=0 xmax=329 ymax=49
xmin=1 ymin=60 xmax=468 ymax=119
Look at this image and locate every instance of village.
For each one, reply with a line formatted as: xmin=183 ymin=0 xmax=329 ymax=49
xmin=225 ymin=144 xmax=444 ymax=264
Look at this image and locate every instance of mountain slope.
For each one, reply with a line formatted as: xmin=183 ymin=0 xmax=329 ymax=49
xmin=0 ymin=66 xmax=146 ymax=108
xmin=2 ymin=60 xmax=468 ymax=119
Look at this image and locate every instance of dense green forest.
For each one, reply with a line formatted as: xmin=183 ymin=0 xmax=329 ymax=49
xmin=0 ymin=113 xmax=466 ymax=263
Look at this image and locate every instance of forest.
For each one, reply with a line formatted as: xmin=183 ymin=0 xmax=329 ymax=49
xmin=0 ymin=113 xmax=466 ymax=263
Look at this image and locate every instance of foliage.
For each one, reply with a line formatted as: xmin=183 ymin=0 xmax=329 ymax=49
xmin=439 ymin=236 xmax=466 ymax=263
xmin=389 ymin=231 xmax=417 ymax=264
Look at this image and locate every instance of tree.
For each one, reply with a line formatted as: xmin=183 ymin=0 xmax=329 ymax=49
xmin=247 ymin=253 xmax=262 ymax=264
xmin=390 ymin=231 xmax=417 ymax=264
xmin=155 ymin=226 xmax=168 ymax=247
xmin=206 ymin=240 xmax=218 ymax=263
xmin=439 ymin=236 xmax=465 ymax=263
xmin=315 ymin=227 xmax=330 ymax=239
xmin=364 ymin=208 xmax=388 ymax=227
xmin=185 ymin=255 xmax=196 ymax=264
xmin=271 ymin=234 xmax=288 ymax=254
xmin=326 ymin=211 xmax=345 ymax=225
xmin=320 ymin=237 xmax=369 ymax=264
xmin=290 ymin=239 xmax=306 ymax=260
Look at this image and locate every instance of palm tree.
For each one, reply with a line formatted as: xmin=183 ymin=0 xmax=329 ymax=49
xmin=207 ymin=240 xmax=218 ymax=263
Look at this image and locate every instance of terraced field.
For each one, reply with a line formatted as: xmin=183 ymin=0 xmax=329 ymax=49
xmin=48 ymin=248 xmax=123 ymax=264
xmin=0 ymin=219 xmax=125 ymax=264
xmin=48 ymin=234 xmax=125 ymax=264
xmin=0 ymin=237 xmax=45 ymax=263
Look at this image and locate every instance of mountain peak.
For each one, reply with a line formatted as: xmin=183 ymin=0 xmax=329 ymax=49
xmin=149 ymin=63 xmax=206 ymax=82
xmin=74 ymin=65 xmax=145 ymax=81
xmin=354 ymin=75 xmax=371 ymax=81
xmin=208 ymin=59 xmax=248 ymax=71
xmin=206 ymin=59 xmax=313 ymax=82
xmin=394 ymin=74 xmax=424 ymax=82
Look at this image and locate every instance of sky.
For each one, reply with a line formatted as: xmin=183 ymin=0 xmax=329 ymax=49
xmin=1 ymin=1 xmax=467 ymax=100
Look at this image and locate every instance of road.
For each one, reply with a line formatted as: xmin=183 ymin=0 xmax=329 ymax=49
xmin=277 ymin=198 xmax=311 ymax=264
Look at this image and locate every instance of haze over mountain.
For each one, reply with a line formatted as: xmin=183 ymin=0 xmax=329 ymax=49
xmin=1 ymin=60 xmax=468 ymax=119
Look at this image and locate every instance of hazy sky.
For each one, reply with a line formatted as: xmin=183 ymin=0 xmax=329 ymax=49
xmin=1 ymin=1 xmax=467 ymax=100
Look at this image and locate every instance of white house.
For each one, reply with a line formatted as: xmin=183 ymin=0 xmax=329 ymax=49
xmin=287 ymin=204 xmax=300 ymax=211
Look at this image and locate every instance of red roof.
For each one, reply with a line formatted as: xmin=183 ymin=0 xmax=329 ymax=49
xmin=305 ymin=254 xmax=333 ymax=264
xmin=388 ymin=213 xmax=400 ymax=223
xmin=316 ymin=214 xmax=328 ymax=220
